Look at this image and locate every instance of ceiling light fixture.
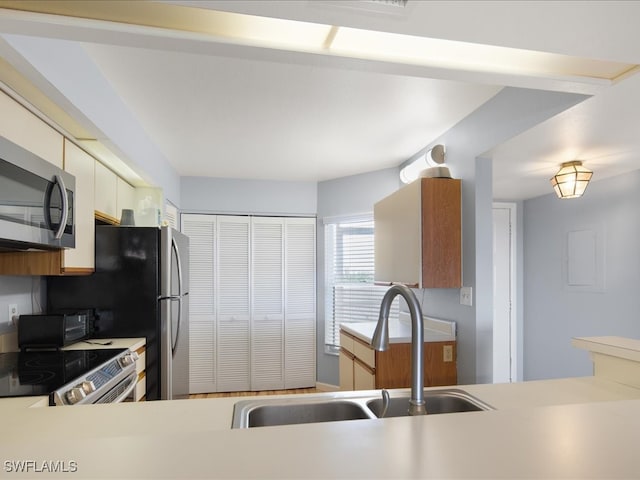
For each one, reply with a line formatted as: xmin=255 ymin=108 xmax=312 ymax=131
xmin=400 ymin=144 xmax=448 ymax=184
xmin=550 ymin=161 xmax=593 ymax=199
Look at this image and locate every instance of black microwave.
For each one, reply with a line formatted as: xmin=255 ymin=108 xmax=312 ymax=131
xmin=0 ymin=135 xmax=75 ymax=251
xmin=18 ymin=312 xmax=95 ymax=350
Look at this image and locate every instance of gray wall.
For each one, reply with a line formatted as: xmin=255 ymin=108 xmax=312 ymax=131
xmin=316 ymin=167 xmax=400 ymax=386
xmin=422 ymin=87 xmax=587 ymax=385
xmin=523 ymin=170 xmax=640 ymax=380
xmin=181 ymin=176 xmax=317 ymax=216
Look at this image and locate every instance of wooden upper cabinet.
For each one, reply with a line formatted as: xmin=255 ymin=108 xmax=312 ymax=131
xmin=0 ymin=90 xmax=63 ymax=168
xmin=374 ymin=178 xmax=461 ymax=288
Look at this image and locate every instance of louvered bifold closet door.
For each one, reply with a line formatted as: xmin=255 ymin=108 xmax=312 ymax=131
xmin=181 ymin=214 xmax=217 ymax=394
xmin=250 ymin=217 xmax=285 ymax=391
xmin=216 ymin=216 xmax=251 ymax=392
xmin=284 ymin=218 xmax=317 ymax=389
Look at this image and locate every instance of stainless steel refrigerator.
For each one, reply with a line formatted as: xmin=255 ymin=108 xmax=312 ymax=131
xmin=47 ymin=225 xmax=189 ymax=401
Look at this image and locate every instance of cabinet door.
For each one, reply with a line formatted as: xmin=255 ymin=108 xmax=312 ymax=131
xmin=354 ymin=360 xmax=375 ymax=390
xmin=216 ymin=216 xmax=251 ymax=392
xmin=374 ymin=178 xmax=461 ymax=288
xmin=251 ymin=217 xmax=284 ymax=391
xmin=421 ymin=178 xmax=462 ymax=288
xmin=182 ymin=214 xmax=217 ymax=394
xmin=116 ymin=177 xmax=135 ymax=221
xmin=0 ymin=90 xmax=63 ymax=167
xmin=94 ymin=161 xmax=118 ymax=222
xmin=339 ymin=350 xmax=355 ymax=391
xmin=284 ymin=218 xmax=316 ymax=389
xmin=374 ymin=179 xmax=422 ymax=286
xmin=62 ymin=140 xmax=95 ymax=272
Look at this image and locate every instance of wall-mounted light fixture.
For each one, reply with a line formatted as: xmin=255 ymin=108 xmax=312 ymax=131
xmin=400 ymin=144 xmax=449 ymax=184
xmin=550 ymin=161 xmax=593 ymax=199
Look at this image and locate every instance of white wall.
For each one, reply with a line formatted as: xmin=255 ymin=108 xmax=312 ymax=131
xmin=181 ymin=176 xmax=317 ymax=216
xmin=523 ymin=169 xmax=640 ymax=379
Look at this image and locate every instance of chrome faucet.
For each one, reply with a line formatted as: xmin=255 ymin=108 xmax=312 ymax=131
xmin=371 ymin=284 xmax=427 ymax=415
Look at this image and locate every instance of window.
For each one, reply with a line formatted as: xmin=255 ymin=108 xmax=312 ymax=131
xmin=324 ymin=216 xmax=398 ymax=353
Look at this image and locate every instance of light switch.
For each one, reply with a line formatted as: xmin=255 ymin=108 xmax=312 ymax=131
xmin=459 ymin=286 xmax=472 ymax=306
xmin=443 ymin=345 xmax=453 ymax=362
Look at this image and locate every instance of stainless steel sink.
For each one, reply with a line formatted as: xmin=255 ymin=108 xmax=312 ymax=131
xmin=366 ymin=389 xmax=492 ymax=418
xmin=231 ymin=396 xmax=376 ymax=428
xmin=231 ymin=389 xmax=493 ymax=428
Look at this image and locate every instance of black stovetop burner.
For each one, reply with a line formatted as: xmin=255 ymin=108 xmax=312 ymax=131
xmin=0 ymin=348 xmax=126 ymax=399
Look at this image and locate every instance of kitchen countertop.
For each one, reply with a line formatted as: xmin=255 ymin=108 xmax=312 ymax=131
xmin=2 ymin=375 xmax=640 ymax=478
xmin=340 ymin=315 xmax=456 ymax=344
xmin=572 ymin=335 xmax=640 ymax=361
xmin=63 ymin=337 xmax=146 ymax=351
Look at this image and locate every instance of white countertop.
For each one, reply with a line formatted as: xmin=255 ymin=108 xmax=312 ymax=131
xmin=2 ymin=376 xmax=640 ymax=478
xmin=340 ymin=316 xmax=455 ymax=343
xmin=572 ymin=335 xmax=640 ymax=361
xmin=62 ymin=337 xmax=146 ymax=351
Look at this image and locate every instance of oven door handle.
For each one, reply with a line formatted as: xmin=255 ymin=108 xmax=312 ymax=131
xmin=111 ymin=372 xmax=138 ymax=403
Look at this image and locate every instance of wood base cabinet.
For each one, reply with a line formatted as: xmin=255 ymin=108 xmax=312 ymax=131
xmin=339 ymin=329 xmax=457 ymax=390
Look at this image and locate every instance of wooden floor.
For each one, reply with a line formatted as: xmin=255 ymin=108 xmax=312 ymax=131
xmin=189 ymin=387 xmax=318 ymax=399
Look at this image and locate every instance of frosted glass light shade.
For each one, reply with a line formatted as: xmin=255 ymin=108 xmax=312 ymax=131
xmin=550 ymin=161 xmax=593 ymax=199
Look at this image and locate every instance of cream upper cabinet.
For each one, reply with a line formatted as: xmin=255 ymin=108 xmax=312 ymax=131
xmin=116 ymin=177 xmax=136 ymax=221
xmin=374 ymin=178 xmax=461 ymax=288
xmin=95 ymin=163 xmax=136 ymax=224
xmin=63 ymin=140 xmax=95 ymax=272
xmin=0 ymin=90 xmax=63 ymax=168
xmin=94 ymin=161 xmax=118 ymax=222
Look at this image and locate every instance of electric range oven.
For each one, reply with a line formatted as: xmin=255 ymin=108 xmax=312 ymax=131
xmin=0 ymin=348 xmax=138 ymax=406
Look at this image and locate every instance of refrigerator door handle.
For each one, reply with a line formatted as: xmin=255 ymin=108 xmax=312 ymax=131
xmin=170 ymin=237 xmax=183 ymax=356
xmin=158 ymin=295 xmax=182 ymax=301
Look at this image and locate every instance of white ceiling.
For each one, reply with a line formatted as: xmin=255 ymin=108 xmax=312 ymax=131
xmin=1 ymin=0 xmax=640 ymax=200
xmin=83 ymin=42 xmax=500 ymax=182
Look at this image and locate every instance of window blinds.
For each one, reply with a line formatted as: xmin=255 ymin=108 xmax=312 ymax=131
xmin=324 ymin=218 xmax=398 ymax=349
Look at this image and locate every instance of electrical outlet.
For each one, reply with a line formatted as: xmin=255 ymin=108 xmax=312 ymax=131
xmin=8 ymin=304 xmax=18 ymax=324
xmin=443 ymin=345 xmax=453 ymax=362
xmin=459 ymin=287 xmax=473 ymax=306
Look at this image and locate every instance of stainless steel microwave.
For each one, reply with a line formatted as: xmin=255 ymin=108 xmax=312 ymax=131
xmin=0 ymin=136 xmax=75 ymax=251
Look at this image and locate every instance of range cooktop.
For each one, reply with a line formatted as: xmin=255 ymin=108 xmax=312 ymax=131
xmin=0 ymin=348 xmax=127 ymax=399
